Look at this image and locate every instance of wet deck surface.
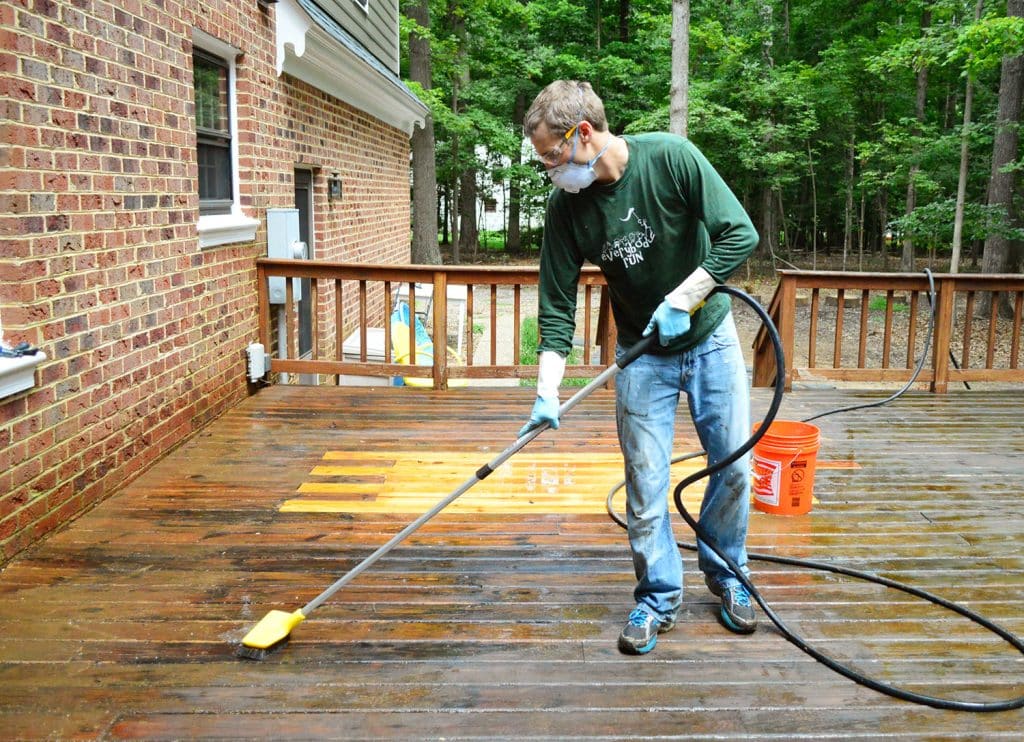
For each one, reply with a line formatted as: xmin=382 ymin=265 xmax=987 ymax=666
xmin=2 ymin=384 xmax=1023 ymax=739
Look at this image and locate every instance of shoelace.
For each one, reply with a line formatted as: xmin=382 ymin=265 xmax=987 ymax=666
xmin=730 ymin=586 xmax=752 ymax=607
xmin=627 ymin=608 xmax=652 ymax=627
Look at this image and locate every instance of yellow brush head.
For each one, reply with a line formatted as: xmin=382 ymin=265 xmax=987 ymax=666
xmin=241 ymin=609 xmax=306 ymax=649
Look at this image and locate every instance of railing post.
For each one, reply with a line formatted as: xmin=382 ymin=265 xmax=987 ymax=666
xmin=257 ymin=262 xmax=271 ymax=353
xmin=597 ymin=290 xmax=617 ymax=389
xmin=931 ymin=275 xmax=954 ymax=394
xmin=433 ymin=270 xmax=448 ymax=391
xmin=779 ymin=274 xmax=796 ymax=391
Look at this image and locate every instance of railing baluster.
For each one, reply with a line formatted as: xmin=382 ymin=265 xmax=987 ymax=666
xmin=882 ymin=290 xmax=894 ymax=369
xmin=382 ymin=281 xmax=392 ymax=363
xmin=1012 ymin=292 xmax=1023 ymax=370
xmin=285 ymin=279 xmax=297 ymax=364
xmin=490 ymin=284 xmax=498 ymax=366
xmin=311 ymin=279 xmax=319 ymax=374
xmin=833 ymin=288 xmax=845 ymax=368
xmin=583 ymin=284 xmax=593 ymax=365
xmin=808 ymin=288 xmax=819 ymax=369
xmin=358 ymin=280 xmax=368 ymax=363
xmin=986 ymin=292 xmax=999 ymax=369
xmin=856 ymin=289 xmax=868 ymax=368
xmin=962 ymin=291 xmax=975 ymax=369
xmin=906 ymin=291 xmax=919 ymax=369
xmin=407 ymin=282 xmax=417 ymax=366
xmin=513 ymin=285 xmax=522 ymax=366
xmin=334 ymin=278 xmax=343 ymax=385
xmin=465 ymin=285 xmax=475 ymax=367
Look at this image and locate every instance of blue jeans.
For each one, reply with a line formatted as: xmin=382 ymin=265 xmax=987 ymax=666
xmin=615 ymin=312 xmax=751 ymax=622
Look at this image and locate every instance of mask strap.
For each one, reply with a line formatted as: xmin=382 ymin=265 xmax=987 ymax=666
xmin=567 ymin=88 xmax=587 ymax=162
xmin=588 ymin=135 xmax=611 ymax=167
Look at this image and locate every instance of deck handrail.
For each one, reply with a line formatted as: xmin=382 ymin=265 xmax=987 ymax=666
xmin=255 ymin=260 xmax=616 ymax=390
xmin=752 ymin=271 xmax=1024 ymax=393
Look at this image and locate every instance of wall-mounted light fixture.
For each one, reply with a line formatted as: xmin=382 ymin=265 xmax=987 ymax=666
xmin=328 ymin=173 xmax=342 ymax=202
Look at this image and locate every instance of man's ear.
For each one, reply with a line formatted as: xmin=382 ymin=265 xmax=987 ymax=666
xmin=577 ymin=120 xmax=594 ymax=139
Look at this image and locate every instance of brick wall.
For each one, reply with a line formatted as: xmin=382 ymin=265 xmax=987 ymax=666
xmin=0 ymin=0 xmax=413 ymax=563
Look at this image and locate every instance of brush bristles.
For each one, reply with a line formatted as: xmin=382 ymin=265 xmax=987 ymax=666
xmin=235 ymin=637 xmax=289 ymax=661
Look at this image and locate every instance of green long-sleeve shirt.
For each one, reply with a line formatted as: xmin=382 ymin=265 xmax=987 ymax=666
xmin=537 ymin=132 xmax=758 ymax=355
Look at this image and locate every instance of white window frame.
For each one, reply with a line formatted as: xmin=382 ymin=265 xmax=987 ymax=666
xmin=192 ymin=28 xmax=258 ymax=249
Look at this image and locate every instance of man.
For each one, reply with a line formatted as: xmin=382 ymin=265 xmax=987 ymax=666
xmin=520 ymin=80 xmax=759 ymax=655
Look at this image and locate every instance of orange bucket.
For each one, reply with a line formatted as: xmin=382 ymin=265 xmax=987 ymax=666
xmin=751 ymin=420 xmax=821 ymax=515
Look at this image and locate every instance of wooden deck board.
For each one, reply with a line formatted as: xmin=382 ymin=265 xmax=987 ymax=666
xmin=1 ymin=385 xmax=1023 ymax=738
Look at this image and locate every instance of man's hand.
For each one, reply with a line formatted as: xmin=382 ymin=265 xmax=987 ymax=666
xmin=643 ymin=301 xmax=691 ymax=346
xmin=518 ymin=395 xmax=560 ymax=437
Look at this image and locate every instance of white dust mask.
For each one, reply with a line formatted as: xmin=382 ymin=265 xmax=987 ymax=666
xmin=548 ymin=130 xmax=611 ymax=194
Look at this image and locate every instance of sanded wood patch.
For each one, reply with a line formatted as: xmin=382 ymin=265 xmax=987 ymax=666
xmin=280 ymin=451 xmax=853 ymax=514
xmin=281 ymin=451 xmax=702 ymax=514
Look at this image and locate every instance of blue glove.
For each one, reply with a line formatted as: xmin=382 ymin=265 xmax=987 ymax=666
xmin=518 ymin=395 xmax=560 ymax=437
xmin=643 ymin=300 xmax=691 ymax=346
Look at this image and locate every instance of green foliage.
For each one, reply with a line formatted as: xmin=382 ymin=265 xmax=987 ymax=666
xmin=869 ymin=295 xmax=908 ymax=313
xmin=401 ymin=0 xmax=1023 ymax=268
xmin=518 ymin=317 xmax=586 ymax=387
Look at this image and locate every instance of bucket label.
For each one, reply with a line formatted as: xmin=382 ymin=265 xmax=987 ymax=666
xmin=751 ymin=453 xmax=782 ymax=506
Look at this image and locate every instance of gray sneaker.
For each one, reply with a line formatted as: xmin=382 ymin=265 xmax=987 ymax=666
xmin=705 ymin=576 xmax=757 ymax=634
xmin=617 ymin=607 xmax=676 ymax=655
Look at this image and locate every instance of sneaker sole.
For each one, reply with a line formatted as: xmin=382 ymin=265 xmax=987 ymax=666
xmin=707 ymin=578 xmax=757 ymax=634
xmin=718 ymin=607 xmax=757 ymax=634
xmin=618 ymin=619 xmax=674 ymax=655
xmin=618 ymin=634 xmax=658 ymax=655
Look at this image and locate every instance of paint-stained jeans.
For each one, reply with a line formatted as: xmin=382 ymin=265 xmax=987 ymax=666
xmin=615 ymin=312 xmax=751 ymax=623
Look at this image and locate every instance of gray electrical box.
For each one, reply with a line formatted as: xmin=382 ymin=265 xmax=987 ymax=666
xmin=267 ymin=208 xmax=306 ymax=304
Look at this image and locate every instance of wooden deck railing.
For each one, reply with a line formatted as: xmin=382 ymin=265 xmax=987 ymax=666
xmin=255 ymin=260 xmax=615 ymax=390
xmin=752 ymin=271 xmax=1024 ymax=393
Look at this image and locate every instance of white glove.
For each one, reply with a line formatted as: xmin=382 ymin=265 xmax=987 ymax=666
xmin=663 ymin=266 xmax=717 ymax=313
xmin=536 ymin=350 xmax=566 ymax=401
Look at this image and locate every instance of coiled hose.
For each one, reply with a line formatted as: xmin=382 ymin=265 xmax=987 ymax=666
xmin=605 ymin=281 xmax=1024 ymax=712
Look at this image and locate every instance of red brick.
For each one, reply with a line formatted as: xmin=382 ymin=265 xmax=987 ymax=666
xmin=0 ymin=0 xmax=413 ymax=563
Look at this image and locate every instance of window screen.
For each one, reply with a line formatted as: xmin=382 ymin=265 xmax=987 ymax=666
xmin=194 ymin=50 xmax=232 ymax=215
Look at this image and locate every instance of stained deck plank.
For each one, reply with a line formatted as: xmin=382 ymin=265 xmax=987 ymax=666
xmin=1 ymin=385 xmax=1023 ymax=738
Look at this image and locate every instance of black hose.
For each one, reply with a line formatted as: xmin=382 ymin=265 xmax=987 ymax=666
xmin=605 ymin=282 xmax=1024 ymax=712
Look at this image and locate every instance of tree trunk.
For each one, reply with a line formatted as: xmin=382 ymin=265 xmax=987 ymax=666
xmin=951 ymin=0 xmax=984 ymax=274
xmin=902 ymin=7 xmax=932 ymax=272
xmin=807 ymin=140 xmax=818 ymax=269
xmin=758 ymin=184 xmax=776 ymax=262
xmin=407 ymin=0 xmax=441 ymax=265
xmin=669 ymin=0 xmax=690 ymax=137
xmin=506 ymin=92 xmax=525 ymax=253
xmin=458 ymin=168 xmax=478 ymax=259
xmin=878 ymin=191 xmax=889 ymax=269
xmin=844 ymin=137 xmax=854 ymax=270
xmin=858 ymin=187 xmax=866 ymax=271
xmin=618 ymin=0 xmax=630 ymax=42
xmin=449 ymin=138 xmax=460 ymax=263
xmin=440 ymin=185 xmax=449 ymax=246
xmin=981 ymin=0 xmax=1023 ymax=317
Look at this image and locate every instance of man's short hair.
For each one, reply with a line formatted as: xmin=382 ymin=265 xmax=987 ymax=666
xmin=524 ymin=80 xmax=608 ymax=138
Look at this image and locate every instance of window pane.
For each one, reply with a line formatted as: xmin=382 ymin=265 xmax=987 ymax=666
xmin=198 ymin=142 xmax=232 ymax=204
xmin=193 ymin=49 xmax=232 ymax=213
xmin=194 ymin=53 xmax=228 ymax=134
